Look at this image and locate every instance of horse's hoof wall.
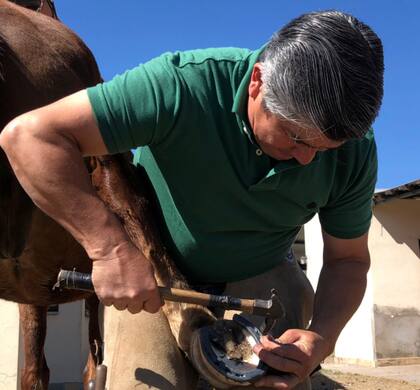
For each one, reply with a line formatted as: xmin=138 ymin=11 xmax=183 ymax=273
xmin=189 ymin=314 xmax=268 ymax=388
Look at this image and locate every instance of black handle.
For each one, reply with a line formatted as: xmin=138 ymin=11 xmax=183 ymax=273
xmin=56 ymin=269 xmax=94 ymax=291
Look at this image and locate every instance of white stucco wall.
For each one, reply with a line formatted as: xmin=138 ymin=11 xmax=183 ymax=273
xmin=370 ymin=199 xmax=420 ymax=308
xmin=333 ymin=278 xmax=375 ymax=363
xmin=304 ymin=215 xmax=323 ymax=291
xmin=45 ymin=301 xmax=88 ymax=385
xmin=0 ymin=300 xmax=20 ymax=390
xmin=369 ymin=199 xmax=420 ymax=360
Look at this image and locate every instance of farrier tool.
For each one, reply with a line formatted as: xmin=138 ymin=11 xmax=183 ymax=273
xmin=54 ymin=269 xmax=285 ymax=333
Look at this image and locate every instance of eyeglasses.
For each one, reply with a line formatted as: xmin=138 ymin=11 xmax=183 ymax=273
xmin=9 ymin=0 xmax=58 ymax=19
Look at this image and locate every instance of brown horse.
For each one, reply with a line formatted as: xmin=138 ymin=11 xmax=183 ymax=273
xmin=0 ymin=1 xmax=104 ymax=388
xmin=0 ymin=1 xmax=216 ymax=389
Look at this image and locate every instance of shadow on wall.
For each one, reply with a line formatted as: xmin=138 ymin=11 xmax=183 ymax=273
xmin=373 ymin=199 xmax=420 ymax=259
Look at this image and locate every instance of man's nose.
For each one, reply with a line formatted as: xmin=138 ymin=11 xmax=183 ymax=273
xmin=292 ymin=146 xmax=317 ymax=165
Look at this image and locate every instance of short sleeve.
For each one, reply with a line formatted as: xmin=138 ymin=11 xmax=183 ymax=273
xmin=87 ymin=53 xmax=181 ymax=153
xmin=319 ymin=135 xmax=378 ymax=239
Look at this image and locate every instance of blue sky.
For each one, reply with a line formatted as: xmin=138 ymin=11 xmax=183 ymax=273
xmin=56 ymin=0 xmax=419 ymax=189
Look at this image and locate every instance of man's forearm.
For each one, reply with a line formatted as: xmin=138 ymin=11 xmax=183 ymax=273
xmin=0 ymin=93 xmax=163 ymax=314
xmin=253 ymin=256 xmax=370 ymax=389
xmin=308 ymin=258 xmax=370 ymax=354
xmin=0 ymin=112 xmax=129 ymax=258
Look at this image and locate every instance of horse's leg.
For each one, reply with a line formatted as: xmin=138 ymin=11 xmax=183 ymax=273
xmin=18 ymin=304 xmax=49 ymax=390
xmin=83 ymin=295 xmax=103 ymax=389
xmin=90 ymin=155 xmax=214 ymax=388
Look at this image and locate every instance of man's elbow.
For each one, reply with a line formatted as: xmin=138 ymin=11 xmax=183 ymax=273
xmin=1 ymin=114 xmax=36 ymax=153
xmin=354 ymin=255 xmax=371 ymax=275
xmin=0 ymin=112 xmax=52 ymax=159
xmin=324 ymin=253 xmax=371 ymax=275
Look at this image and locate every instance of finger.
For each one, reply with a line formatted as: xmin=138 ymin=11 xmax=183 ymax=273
xmin=277 ymin=329 xmax=301 ymax=344
xmin=143 ymin=300 xmax=161 ymax=314
xmin=101 ymin=298 xmax=113 ymax=307
xmin=143 ymin=292 xmax=163 ymax=314
xmin=127 ymin=302 xmax=144 ymax=314
xmin=259 ymin=335 xmax=285 ymax=353
xmin=265 ymin=334 xmax=276 ymax=342
xmin=254 ymin=344 xmax=302 ymax=376
xmin=254 ymin=373 xmax=300 ymax=389
xmin=259 ymin=337 xmax=308 ymax=362
xmin=114 ymin=301 xmax=128 ymax=311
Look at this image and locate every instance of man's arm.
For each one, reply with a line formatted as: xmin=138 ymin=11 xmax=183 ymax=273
xmin=309 ymin=231 xmax=370 ymax=343
xmin=253 ymin=231 xmax=370 ymax=389
xmin=0 ymin=89 xmax=162 ymax=314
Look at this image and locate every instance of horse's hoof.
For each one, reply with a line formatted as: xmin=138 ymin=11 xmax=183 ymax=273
xmin=189 ymin=314 xmax=268 ymax=389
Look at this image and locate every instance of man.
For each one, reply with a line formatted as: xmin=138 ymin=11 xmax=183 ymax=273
xmin=0 ymin=10 xmax=383 ymax=389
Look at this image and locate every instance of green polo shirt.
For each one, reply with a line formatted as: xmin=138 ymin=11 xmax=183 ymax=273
xmin=87 ymin=47 xmax=377 ymax=283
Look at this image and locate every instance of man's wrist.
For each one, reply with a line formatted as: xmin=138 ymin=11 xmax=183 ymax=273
xmin=65 ymin=211 xmax=136 ymax=263
xmin=307 ymin=322 xmax=339 ymax=356
xmin=88 ymin=239 xmax=137 ymax=262
xmin=78 ymin=210 xmax=135 ymax=261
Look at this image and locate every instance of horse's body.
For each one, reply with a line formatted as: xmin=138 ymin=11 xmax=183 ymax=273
xmin=0 ymin=2 xmax=105 ymax=388
xmin=0 ymin=2 xmax=215 ymax=388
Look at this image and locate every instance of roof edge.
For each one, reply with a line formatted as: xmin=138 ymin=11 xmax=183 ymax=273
xmin=374 ymin=179 xmax=420 ymax=205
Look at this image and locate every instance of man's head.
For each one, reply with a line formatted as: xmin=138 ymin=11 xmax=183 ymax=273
xmin=248 ymin=10 xmax=384 ymax=164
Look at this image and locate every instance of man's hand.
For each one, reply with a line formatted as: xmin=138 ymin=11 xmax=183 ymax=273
xmin=91 ymin=241 xmax=163 ymax=314
xmin=253 ymin=329 xmax=331 ymax=389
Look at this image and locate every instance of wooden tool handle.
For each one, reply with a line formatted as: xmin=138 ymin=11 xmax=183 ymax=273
xmin=159 ymin=286 xmax=256 ymax=313
xmin=55 ymin=269 xmax=257 ymax=313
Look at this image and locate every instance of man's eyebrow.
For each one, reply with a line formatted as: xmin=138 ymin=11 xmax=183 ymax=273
xmin=288 ymin=129 xmax=343 ymax=150
xmin=287 ymin=130 xmax=326 ymax=149
xmin=294 ymin=138 xmax=317 ymax=148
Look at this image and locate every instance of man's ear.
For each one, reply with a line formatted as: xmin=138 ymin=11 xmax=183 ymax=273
xmin=248 ymin=63 xmax=263 ymax=99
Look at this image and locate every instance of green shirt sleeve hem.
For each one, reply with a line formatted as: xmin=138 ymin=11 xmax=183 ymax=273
xmin=321 ymin=221 xmax=372 ymax=239
xmin=87 ymin=85 xmax=118 ymax=153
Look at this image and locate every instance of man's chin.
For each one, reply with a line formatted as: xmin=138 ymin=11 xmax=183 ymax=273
xmin=268 ymin=152 xmax=293 ymax=161
xmin=258 ymin=145 xmax=293 ymax=161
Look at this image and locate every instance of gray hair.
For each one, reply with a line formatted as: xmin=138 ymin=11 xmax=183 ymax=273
xmin=260 ymin=11 xmax=384 ymax=141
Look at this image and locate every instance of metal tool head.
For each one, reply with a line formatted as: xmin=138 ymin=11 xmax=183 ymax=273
xmin=252 ymin=289 xmax=285 ymax=320
xmin=254 ymin=289 xmax=285 ymax=335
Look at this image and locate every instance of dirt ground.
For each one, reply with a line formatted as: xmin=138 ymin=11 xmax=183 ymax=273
xmin=312 ymin=370 xmax=420 ymax=390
